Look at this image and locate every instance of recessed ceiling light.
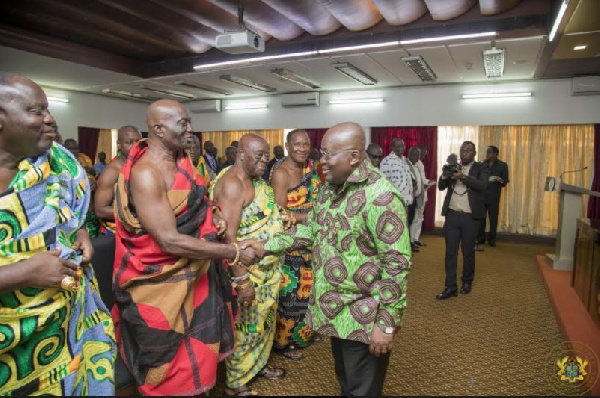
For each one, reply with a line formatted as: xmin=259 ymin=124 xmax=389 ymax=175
xmin=461 ymin=92 xmax=532 ymax=99
xmin=138 ymin=85 xmax=195 ymax=100
xmin=174 ymin=81 xmax=233 ymax=96
xmin=482 ymin=47 xmax=505 ymax=78
xmin=329 ymin=98 xmax=384 ymax=105
xmin=573 ymin=45 xmax=587 ymax=51
xmin=333 ymin=62 xmax=377 ymax=86
xmin=47 ymin=96 xmax=69 ymax=103
xmin=219 ymin=75 xmax=276 ymax=92
xmin=271 ymin=68 xmax=321 ymax=89
xmin=402 ymin=56 xmax=437 ymax=82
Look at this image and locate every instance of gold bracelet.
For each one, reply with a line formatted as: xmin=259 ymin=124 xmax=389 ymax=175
xmin=228 ymin=242 xmax=241 ymax=267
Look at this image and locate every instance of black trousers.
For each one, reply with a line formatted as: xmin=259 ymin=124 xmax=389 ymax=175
xmin=407 ymin=201 xmax=416 ymax=237
xmin=443 ymin=210 xmax=479 ymax=289
xmin=477 ymin=198 xmax=500 ymax=244
xmin=330 ymin=337 xmax=390 ymax=397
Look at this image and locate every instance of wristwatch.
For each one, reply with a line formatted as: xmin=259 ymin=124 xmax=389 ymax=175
xmin=378 ymin=324 xmax=395 ymax=334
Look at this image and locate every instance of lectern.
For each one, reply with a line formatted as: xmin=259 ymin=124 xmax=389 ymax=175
xmin=545 ymin=180 xmax=600 ymax=270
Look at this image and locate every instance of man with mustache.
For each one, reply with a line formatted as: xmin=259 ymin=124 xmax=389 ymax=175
xmin=112 ymin=99 xmax=259 ymax=396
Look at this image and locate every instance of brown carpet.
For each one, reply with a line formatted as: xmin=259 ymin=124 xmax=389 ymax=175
xmin=212 ymin=236 xmax=580 ymax=396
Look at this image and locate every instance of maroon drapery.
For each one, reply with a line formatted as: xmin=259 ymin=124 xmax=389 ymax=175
xmin=77 ymin=127 xmax=100 ymax=163
xmin=587 ymin=124 xmax=600 ymax=219
xmin=304 ymin=128 xmax=328 ymax=150
xmin=371 ymin=126 xmax=438 ymax=231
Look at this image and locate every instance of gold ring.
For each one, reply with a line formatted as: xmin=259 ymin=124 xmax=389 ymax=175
xmin=61 ymin=276 xmax=78 ymax=291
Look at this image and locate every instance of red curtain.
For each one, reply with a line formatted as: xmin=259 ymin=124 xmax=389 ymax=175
xmin=77 ymin=127 xmax=100 ymax=163
xmin=371 ymin=126 xmax=438 ymax=231
xmin=587 ymin=124 xmax=600 ymax=219
xmin=304 ymin=128 xmax=328 ymax=150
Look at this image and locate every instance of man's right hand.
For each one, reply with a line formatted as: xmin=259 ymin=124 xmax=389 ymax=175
xmin=27 ymin=249 xmax=79 ymax=289
xmin=238 ymin=240 xmax=265 ymax=265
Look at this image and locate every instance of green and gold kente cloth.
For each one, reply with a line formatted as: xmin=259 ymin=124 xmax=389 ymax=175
xmin=0 ymin=143 xmax=115 ymax=396
xmin=209 ymin=168 xmax=284 ymax=389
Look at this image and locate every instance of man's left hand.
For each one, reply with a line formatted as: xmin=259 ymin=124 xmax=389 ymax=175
xmin=213 ymin=214 xmax=227 ymax=235
xmin=73 ymin=228 xmax=93 ymax=263
xmin=369 ymin=326 xmax=394 ymax=357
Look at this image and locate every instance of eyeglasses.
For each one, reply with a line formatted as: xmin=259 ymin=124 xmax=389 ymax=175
xmin=367 ymin=152 xmax=382 ymax=160
xmin=320 ymin=148 xmax=357 ymax=160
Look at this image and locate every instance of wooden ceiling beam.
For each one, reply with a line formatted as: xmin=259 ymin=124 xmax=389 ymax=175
xmin=0 ymin=23 xmax=144 ymax=76
xmin=92 ymin=0 xmax=214 ymax=51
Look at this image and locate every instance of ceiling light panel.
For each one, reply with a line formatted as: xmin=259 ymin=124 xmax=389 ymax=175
xmin=173 ymin=81 xmax=233 ymax=96
xmin=402 ymin=55 xmax=437 ymax=82
xmin=219 ymin=75 xmax=276 ymax=92
xmin=139 ymin=85 xmax=196 ymax=100
xmin=461 ymin=92 xmax=532 ymax=99
xmin=333 ymin=62 xmax=377 ymax=85
xmin=482 ymin=47 xmax=505 ymax=77
xmin=271 ymin=68 xmax=321 ymax=89
xmin=101 ymin=88 xmax=158 ymax=102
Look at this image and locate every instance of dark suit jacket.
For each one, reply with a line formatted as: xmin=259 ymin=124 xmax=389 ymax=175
xmin=482 ymin=159 xmax=509 ymax=204
xmin=438 ymin=162 xmax=489 ymax=219
xmin=204 ymin=154 xmax=222 ymax=174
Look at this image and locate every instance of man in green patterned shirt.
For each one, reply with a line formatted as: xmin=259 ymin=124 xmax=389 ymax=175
xmin=252 ymin=122 xmax=412 ymax=396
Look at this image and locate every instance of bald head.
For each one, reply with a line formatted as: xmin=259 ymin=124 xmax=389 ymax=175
xmin=118 ymin=125 xmax=140 ymax=140
xmin=0 ymin=74 xmax=57 ymax=160
xmin=117 ymin=125 xmax=142 ymax=159
xmin=322 ymin=122 xmax=366 ymax=152
xmin=320 ymin=122 xmax=366 ymax=185
xmin=146 ymin=99 xmax=185 ymax=131
xmin=145 ymin=99 xmax=192 ymax=152
xmin=238 ymin=133 xmax=270 ymax=178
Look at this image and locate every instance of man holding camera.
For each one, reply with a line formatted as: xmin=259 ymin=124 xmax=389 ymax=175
xmin=436 ymin=141 xmax=488 ymax=300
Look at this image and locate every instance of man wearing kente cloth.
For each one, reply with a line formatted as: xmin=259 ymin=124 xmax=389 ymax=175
xmin=250 ymin=123 xmax=412 ymax=396
xmin=112 ymin=99 xmax=260 ymax=396
xmin=94 ymin=125 xmax=141 ymax=236
xmin=0 ymin=74 xmax=115 ymax=395
xmin=210 ymin=134 xmax=287 ymax=396
xmin=270 ymin=129 xmax=321 ymax=361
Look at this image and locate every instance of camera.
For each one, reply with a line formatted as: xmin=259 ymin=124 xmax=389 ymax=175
xmin=442 ymin=153 xmax=462 ymax=178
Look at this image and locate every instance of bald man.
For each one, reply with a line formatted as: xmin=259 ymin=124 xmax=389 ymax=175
xmin=0 ymin=74 xmax=115 ymax=395
xmin=210 ymin=134 xmax=286 ymax=396
xmin=94 ymin=125 xmax=141 ymax=236
xmin=112 ymin=100 xmax=260 ymax=396
xmin=252 ymin=122 xmax=412 ymax=396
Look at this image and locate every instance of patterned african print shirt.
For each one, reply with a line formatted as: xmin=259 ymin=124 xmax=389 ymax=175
xmin=265 ymin=160 xmax=411 ymax=344
xmin=380 ymin=152 xmax=414 ymax=206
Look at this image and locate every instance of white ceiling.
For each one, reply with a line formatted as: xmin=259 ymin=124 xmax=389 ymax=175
xmin=44 ymin=35 xmax=543 ymax=101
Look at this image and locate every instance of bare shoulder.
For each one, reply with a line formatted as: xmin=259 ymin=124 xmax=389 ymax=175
xmin=272 ymin=163 xmax=289 ymax=181
xmin=130 ymin=157 xmax=165 ymax=196
xmin=215 ymin=168 xmax=243 ymax=198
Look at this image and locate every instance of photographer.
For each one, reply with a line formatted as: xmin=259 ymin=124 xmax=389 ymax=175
xmin=436 ymin=141 xmax=489 ymax=300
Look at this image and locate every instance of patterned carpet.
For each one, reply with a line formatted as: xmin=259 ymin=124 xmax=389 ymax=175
xmin=212 ymin=236 xmax=580 ymax=396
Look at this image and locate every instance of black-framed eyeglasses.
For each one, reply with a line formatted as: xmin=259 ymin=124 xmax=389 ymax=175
xmin=320 ymin=148 xmax=357 ymax=160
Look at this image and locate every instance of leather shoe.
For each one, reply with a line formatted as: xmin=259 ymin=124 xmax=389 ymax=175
xmin=489 ymin=241 xmax=496 ymax=247
xmin=436 ymin=287 xmax=458 ymax=300
xmin=460 ymin=282 xmax=472 ymax=294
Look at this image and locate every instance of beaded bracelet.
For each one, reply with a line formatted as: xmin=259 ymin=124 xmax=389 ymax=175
xmin=228 ymin=242 xmax=241 ymax=267
xmin=231 ymin=272 xmax=250 ymax=282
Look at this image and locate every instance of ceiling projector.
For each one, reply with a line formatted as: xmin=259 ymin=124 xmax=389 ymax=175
xmin=216 ymin=29 xmax=265 ymax=54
